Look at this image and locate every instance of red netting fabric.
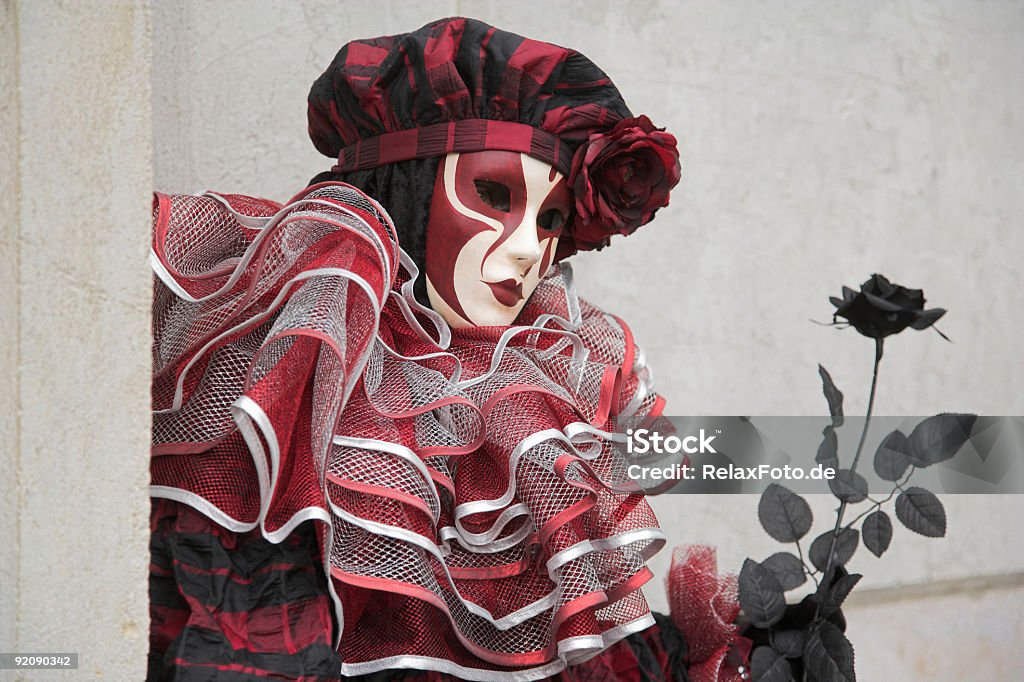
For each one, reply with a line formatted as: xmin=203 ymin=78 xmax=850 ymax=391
xmin=150 ymin=182 xmax=669 ymax=681
xmin=667 ymin=546 xmax=751 ymax=682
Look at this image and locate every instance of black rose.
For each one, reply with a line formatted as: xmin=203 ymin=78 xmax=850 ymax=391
xmin=830 ymin=274 xmax=946 ymax=339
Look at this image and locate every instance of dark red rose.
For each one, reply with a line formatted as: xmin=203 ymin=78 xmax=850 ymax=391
xmin=567 ymin=115 xmax=681 ymax=252
xmin=831 ymin=274 xmax=946 ymax=339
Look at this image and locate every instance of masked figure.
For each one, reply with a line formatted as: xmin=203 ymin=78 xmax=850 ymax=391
xmin=149 ymin=17 xmax=748 ymax=682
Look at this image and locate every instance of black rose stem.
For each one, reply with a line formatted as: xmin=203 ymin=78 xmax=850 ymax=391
xmin=739 ymin=275 xmax=963 ymax=682
xmin=819 ymin=274 xmax=948 ymax=585
xmin=821 ymin=337 xmax=882 ymax=584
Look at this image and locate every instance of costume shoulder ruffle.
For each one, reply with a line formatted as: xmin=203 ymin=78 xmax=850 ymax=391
xmin=151 ymin=183 xmax=399 ymax=536
xmin=150 ymin=182 xmax=673 ymax=681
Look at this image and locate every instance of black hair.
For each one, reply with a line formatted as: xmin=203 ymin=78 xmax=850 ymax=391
xmin=309 ymin=156 xmax=439 ymax=304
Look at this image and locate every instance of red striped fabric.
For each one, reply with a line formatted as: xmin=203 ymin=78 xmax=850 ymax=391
xmin=148 ymin=494 xmax=687 ymax=681
xmin=332 ymin=120 xmax=575 ymax=177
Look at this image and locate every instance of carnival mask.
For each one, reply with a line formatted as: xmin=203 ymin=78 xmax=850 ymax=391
xmin=425 ymin=151 xmax=572 ymax=328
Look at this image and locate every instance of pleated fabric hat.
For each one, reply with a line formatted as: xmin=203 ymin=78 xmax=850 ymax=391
xmin=308 ymin=16 xmax=680 ymax=258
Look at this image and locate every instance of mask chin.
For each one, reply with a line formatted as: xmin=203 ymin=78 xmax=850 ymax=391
xmin=424 ymin=151 xmax=569 ymax=329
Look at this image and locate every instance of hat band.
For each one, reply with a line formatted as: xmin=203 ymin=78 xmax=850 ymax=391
xmin=331 ymin=120 xmax=575 ymax=177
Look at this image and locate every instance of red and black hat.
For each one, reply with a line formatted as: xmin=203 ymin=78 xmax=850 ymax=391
xmin=308 ymin=17 xmax=681 ymax=258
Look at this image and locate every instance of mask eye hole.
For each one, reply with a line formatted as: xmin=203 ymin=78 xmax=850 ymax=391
xmin=474 ymin=180 xmax=511 ymax=213
xmin=538 ymin=209 xmax=566 ymax=233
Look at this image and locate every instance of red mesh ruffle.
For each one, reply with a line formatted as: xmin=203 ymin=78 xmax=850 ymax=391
xmin=668 ymin=546 xmax=752 ymax=682
xmin=150 ymin=183 xmax=669 ymax=680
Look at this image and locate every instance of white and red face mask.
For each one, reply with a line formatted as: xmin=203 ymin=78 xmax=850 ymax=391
xmin=425 ymin=151 xmax=572 ymax=328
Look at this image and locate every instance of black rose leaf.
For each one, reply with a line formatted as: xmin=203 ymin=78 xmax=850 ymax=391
xmin=759 ymin=484 xmax=814 ymax=543
xmin=816 ymin=426 xmax=840 ymax=471
xmin=752 ymin=645 xmax=796 ymax=682
xmin=818 ymin=365 xmax=844 ymax=428
xmin=767 ymin=583 xmax=849 ymax=640
xmin=820 ymin=573 xmax=862 ymax=618
xmin=906 ymin=414 xmax=977 ymax=467
xmin=804 ymin=621 xmax=857 ymax=682
xmin=772 ymin=629 xmax=807 ymax=659
xmin=739 ymin=559 xmax=787 ymax=629
xmin=762 ymin=551 xmax=807 ymax=591
xmin=895 ymin=487 xmax=946 ymax=537
xmin=862 ymin=510 xmax=893 ymax=557
xmin=831 ymin=273 xmax=946 ymax=341
xmin=809 ymin=528 xmax=859 ymax=573
xmin=873 ymin=430 xmax=910 ymax=481
xmin=828 ymin=469 xmax=869 ymax=504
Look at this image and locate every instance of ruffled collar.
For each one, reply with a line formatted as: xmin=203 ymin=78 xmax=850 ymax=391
xmin=149 ymin=184 xmax=666 ymax=681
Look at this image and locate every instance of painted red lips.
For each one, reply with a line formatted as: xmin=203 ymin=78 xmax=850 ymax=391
xmin=484 ymin=278 xmax=524 ymax=307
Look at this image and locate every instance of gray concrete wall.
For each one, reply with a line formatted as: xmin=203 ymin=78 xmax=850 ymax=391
xmin=1 ymin=1 xmax=153 ymax=678
xmin=150 ymin=3 xmax=1023 ymax=678
xmin=0 ymin=0 xmax=22 ymax=660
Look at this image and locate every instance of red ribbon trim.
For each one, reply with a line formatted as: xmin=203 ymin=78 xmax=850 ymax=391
xmin=332 ymin=120 xmax=574 ymax=177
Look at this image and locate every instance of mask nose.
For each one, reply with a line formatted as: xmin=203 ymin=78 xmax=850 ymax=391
xmin=501 ymin=212 xmax=544 ymax=272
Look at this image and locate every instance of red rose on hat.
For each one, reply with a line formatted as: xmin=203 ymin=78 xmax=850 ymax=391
xmin=568 ymin=115 xmax=681 ymax=251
